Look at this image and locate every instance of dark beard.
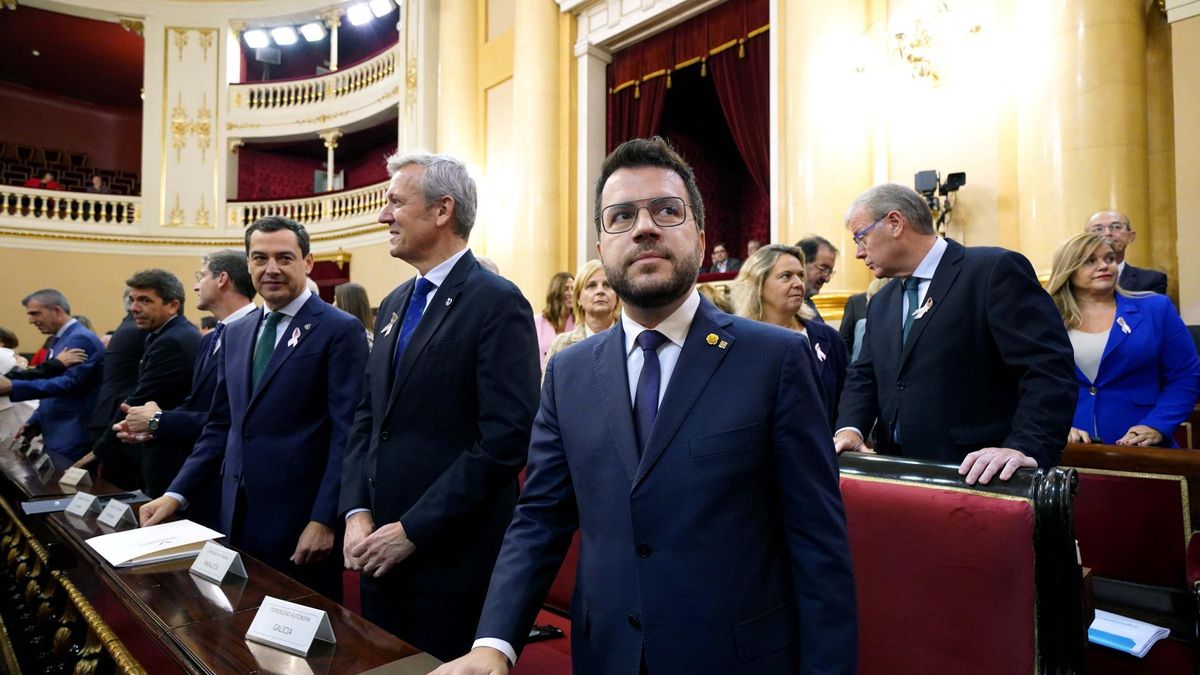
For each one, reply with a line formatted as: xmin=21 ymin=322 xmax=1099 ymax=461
xmin=604 ymin=244 xmax=702 ymax=309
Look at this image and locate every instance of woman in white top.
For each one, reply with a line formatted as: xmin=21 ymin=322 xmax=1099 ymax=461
xmin=1048 ymin=233 xmax=1200 ymax=446
xmin=0 ymin=328 xmax=36 ymax=439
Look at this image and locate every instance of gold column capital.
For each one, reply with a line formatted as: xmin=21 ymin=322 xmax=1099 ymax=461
xmin=118 ymin=16 xmax=144 ymax=36
xmin=319 ymin=129 xmax=344 ymax=149
xmin=321 ymin=9 xmax=344 ymax=29
xmin=228 ymin=139 xmax=244 ymax=155
xmin=230 ymin=20 xmax=246 ymax=33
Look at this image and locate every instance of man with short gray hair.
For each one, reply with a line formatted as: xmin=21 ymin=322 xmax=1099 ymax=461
xmin=1084 ymin=211 xmax=1168 ymax=294
xmin=339 ymin=152 xmax=540 ymax=659
xmin=796 ymin=235 xmax=839 ymax=322
xmin=835 ymin=183 xmax=1077 ymax=484
xmin=0 ymin=289 xmax=104 ymax=460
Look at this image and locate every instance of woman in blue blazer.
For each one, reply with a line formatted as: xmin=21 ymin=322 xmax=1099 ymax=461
xmin=1049 ymin=233 xmax=1200 ymax=447
xmin=732 ymin=244 xmax=849 ymax=425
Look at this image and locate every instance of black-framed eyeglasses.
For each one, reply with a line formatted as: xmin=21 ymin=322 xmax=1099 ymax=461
xmin=597 ymin=196 xmax=692 ymax=234
xmin=852 ymin=216 xmax=887 ymax=246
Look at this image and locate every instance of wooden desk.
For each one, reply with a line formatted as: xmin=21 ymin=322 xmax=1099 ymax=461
xmin=0 ymin=438 xmax=122 ymax=499
xmin=0 ymin=437 xmax=422 ymax=674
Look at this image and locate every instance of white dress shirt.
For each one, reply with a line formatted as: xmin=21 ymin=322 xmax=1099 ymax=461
xmin=475 ymin=289 xmax=702 ymax=665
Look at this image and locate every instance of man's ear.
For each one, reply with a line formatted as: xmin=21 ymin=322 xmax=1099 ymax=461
xmin=435 ymin=196 xmax=456 ymax=229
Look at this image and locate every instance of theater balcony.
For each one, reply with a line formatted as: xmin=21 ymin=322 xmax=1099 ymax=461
xmin=227 ymin=43 xmax=401 ymax=139
xmin=0 ymin=186 xmax=141 ymax=239
xmin=227 ymin=179 xmax=387 ymax=239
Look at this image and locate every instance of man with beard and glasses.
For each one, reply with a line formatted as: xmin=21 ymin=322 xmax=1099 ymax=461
xmin=435 ymin=137 xmax=856 ymax=675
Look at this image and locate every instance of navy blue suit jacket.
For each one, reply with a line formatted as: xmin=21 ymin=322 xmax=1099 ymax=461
xmin=837 ymin=239 xmax=1077 ymax=467
xmin=1072 ymin=293 xmax=1200 ymax=445
xmin=154 ymin=327 xmax=222 ymax=448
xmin=1119 ymin=263 xmax=1168 ymax=295
xmin=340 ymin=250 xmax=540 ymax=591
xmin=806 ymin=319 xmax=848 ymax=427
xmin=168 ymin=295 xmax=367 ymax=571
xmin=11 ymin=321 xmax=104 ymax=458
xmin=477 ymin=298 xmax=857 ymax=675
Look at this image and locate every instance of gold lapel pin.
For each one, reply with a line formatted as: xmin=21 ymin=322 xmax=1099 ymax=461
xmin=706 ymin=333 xmax=719 ymax=345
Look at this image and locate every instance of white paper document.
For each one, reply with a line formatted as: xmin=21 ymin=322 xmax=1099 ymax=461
xmin=84 ymin=519 xmax=222 ymax=568
xmin=1088 ymin=609 xmax=1170 ymax=658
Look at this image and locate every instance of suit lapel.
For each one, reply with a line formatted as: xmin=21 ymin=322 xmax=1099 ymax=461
xmin=635 ymin=300 xmax=733 ymax=488
xmin=384 ymin=252 xmax=476 ymax=418
xmin=1097 ymin=294 xmax=1142 ymax=381
xmin=249 ymin=296 xmax=323 ymax=409
xmin=1119 ymin=265 xmax=1137 ymax=289
xmin=898 ymin=240 xmax=964 ymax=370
xmin=592 ymin=324 xmax=640 ymax=484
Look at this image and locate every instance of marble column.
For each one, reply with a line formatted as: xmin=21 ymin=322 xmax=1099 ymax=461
xmin=436 ymin=0 xmax=481 ymax=162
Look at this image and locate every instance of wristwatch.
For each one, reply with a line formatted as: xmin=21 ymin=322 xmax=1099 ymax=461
xmin=147 ymin=411 xmax=163 ymax=432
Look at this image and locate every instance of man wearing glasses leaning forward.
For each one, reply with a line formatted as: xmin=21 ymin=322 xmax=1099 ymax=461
xmin=434 ymin=136 xmax=856 ymax=675
xmin=1084 ymin=211 xmax=1168 ymax=294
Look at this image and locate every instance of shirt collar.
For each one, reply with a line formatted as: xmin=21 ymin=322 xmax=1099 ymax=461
xmin=621 ymin=289 xmax=701 ymax=357
xmin=55 ymin=318 xmax=78 ymax=339
xmin=417 ymin=247 xmax=470 ymax=290
xmin=151 ymin=314 xmax=180 ymax=336
xmin=221 ymin=302 xmax=259 ymax=325
xmin=912 ymin=236 xmax=948 ymax=281
xmin=270 ymin=289 xmax=312 ymax=319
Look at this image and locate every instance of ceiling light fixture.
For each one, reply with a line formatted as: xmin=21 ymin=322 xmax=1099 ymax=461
xmin=299 ymin=22 xmax=327 ymax=42
xmin=244 ymin=29 xmax=270 ymax=49
xmin=347 ymin=3 xmax=373 ymax=25
xmin=270 ymin=26 xmax=299 ymax=45
xmin=369 ymin=0 xmax=395 ymax=18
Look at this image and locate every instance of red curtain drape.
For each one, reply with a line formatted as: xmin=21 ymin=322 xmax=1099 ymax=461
xmin=708 ymin=35 xmax=769 ymax=194
xmin=310 ymin=261 xmax=348 ymax=304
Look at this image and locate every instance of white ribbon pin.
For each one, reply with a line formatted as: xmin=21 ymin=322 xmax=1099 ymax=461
xmin=287 ymin=327 xmax=301 ymax=348
xmin=380 ymin=312 xmax=399 ymax=336
xmin=1117 ymin=317 xmax=1131 ymax=334
xmin=912 ymin=297 xmax=933 ymax=320
xmin=814 ymin=343 xmax=827 ymax=362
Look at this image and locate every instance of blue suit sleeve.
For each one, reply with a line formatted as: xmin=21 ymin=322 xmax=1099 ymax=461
xmin=310 ymin=318 xmax=368 ymax=527
xmin=9 ymin=334 xmax=102 ymax=402
xmin=774 ymin=334 xmax=858 ymax=674
xmin=154 ymin=409 xmax=210 ymax=445
xmin=168 ymin=341 xmax=233 ymax=500
xmin=1140 ymin=299 xmax=1200 ymax=436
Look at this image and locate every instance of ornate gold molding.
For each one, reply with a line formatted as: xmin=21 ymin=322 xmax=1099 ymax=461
xmin=228 ymin=139 xmax=244 ymax=155
xmin=198 ymin=29 xmax=215 ymax=63
xmin=406 ymin=57 xmax=418 ymax=108
xmin=168 ymin=194 xmax=186 ymax=226
xmin=172 ymin=28 xmax=189 ymax=62
xmin=319 ymin=129 xmax=343 ymax=150
xmin=321 ymin=8 xmax=344 ymax=29
xmin=1 ymin=0 xmax=16 ymax=10
xmin=195 ymin=93 xmax=212 ymax=161
xmin=119 ymin=16 xmax=144 ymax=36
xmin=195 ymin=196 xmax=211 ymax=227
xmin=0 ymin=222 xmax=389 ymax=245
xmin=170 ymin=93 xmax=189 ymax=161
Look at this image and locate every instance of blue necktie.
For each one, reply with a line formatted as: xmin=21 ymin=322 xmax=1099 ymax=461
xmin=901 ymin=276 xmax=921 ymax=346
xmin=633 ymin=330 xmax=669 ymax=455
xmin=392 ymin=277 xmax=436 ymax=382
xmin=197 ymin=322 xmax=225 ymax=374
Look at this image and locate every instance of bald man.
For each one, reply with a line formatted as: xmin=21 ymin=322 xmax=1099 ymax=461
xmin=1084 ymin=211 xmax=1167 ymax=294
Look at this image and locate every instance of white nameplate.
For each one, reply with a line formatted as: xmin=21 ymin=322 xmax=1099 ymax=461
xmin=59 ymin=467 xmax=93 ymax=488
xmin=31 ymin=452 xmax=52 ymax=473
xmin=97 ymin=499 xmax=137 ymax=527
xmin=65 ymin=492 xmax=100 ymax=517
xmin=24 ymin=442 xmax=41 ymax=458
xmin=245 ymin=596 xmax=336 ymax=657
xmin=189 ymin=541 xmax=248 ymax=583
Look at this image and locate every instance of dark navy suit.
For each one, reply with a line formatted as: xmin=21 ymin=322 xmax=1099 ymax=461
xmin=1119 ymin=263 xmax=1168 ymax=295
xmin=168 ymin=294 xmax=367 ymax=598
xmin=805 ymin=319 xmax=848 ymax=427
xmin=476 ymin=298 xmax=857 ymax=674
xmin=10 ymin=320 xmax=104 ymax=459
xmin=838 ymin=239 xmax=1077 ymax=467
xmin=340 ymin=251 xmax=540 ymax=660
xmin=1072 ymin=293 xmax=1200 ymax=446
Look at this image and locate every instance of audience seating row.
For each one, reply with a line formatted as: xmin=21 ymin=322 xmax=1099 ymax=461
xmin=0 ymin=142 xmax=140 ymax=195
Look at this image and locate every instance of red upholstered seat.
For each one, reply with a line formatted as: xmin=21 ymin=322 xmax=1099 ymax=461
xmin=840 ymin=476 xmax=1037 ymax=675
xmin=1074 ymin=470 xmax=1189 ymax=587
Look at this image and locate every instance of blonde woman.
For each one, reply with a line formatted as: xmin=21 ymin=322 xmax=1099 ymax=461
xmin=1048 ymin=232 xmax=1199 ymax=446
xmin=534 ymin=271 xmax=576 ymax=370
xmin=732 ymin=244 xmax=848 ymax=425
xmin=546 ymin=260 xmax=619 ymax=363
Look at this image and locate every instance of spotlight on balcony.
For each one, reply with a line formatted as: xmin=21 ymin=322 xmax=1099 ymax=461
xmin=299 ymin=22 xmax=327 ymax=42
xmin=347 ymin=3 xmax=373 ymax=25
xmin=369 ymin=0 xmax=395 ymax=17
xmin=270 ymin=26 xmax=299 ymax=46
xmin=244 ymin=29 xmax=270 ymax=49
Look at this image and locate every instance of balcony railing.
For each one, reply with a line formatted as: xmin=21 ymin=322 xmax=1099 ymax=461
xmin=232 ymin=44 xmax=399 ymax=112
xmin=228 ymin=181 xmax=387 ymax=229
xmin=0 ymin=187 xmax=140 ymax=225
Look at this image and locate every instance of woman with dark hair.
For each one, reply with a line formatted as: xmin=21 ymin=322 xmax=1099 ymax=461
xmin=334 ymin=282 xmax=375 ymax=351
xmin=1048 ymin=232 xmax=1200 ymax=446
xmin=732 ymin=244 xmax=848 ymax=425
xmin=533 ymin=271 xmax=575 ymax=370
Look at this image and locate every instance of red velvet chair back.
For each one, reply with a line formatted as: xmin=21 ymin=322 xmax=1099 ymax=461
xmin=840 ymin=475 xmax=1038 ymax=675
xmin=1073 ymin=469 xmax=1188 ymax=587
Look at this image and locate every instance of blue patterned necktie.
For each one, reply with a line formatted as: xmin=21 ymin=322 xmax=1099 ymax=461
xmin=198 ymin=322 xmax=225 ymax=373
xmin=633 ymin=330 xmax=669 ymax=455
xmin=392 ymin=277 xmax=436 ymax=382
